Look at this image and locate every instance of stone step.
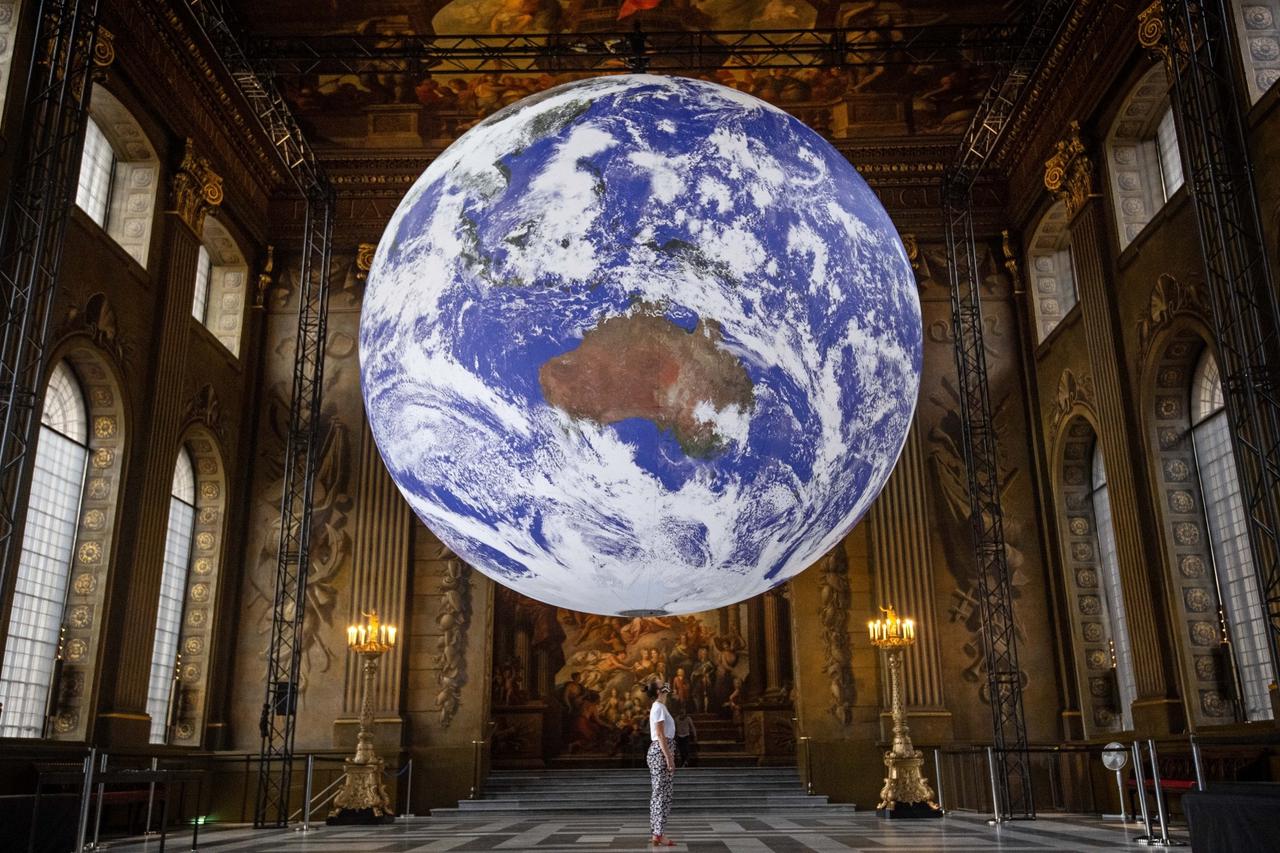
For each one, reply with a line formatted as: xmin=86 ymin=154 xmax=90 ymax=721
xmin=431 ymin=803 xmax=858 ymax=817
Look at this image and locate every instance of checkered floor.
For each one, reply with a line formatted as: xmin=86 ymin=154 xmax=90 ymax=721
xmin=105 ymin=811 xmax=1180 ymax=851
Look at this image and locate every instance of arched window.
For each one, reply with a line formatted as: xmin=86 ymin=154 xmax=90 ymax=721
xmin=146 ymin=449 xmax=197 ymax=744
xmin=1105 ymin=65 xmax=1185 ymax=251
xmin=0 ymin=363 xmax=89 ymax=738
xmin=1028 ymin=202 xmax=1078 ymax=342
xmin=1190 ymin=351 xmax=1276 ymax=720
xmin=1090 ymin=446 xmax=1139 ymax=729
xmin=73 ymin=85 xmax=159 ymax=268
xmin=194 ymin=217 xmax=248 ymax=357
xmin=1231 ymin=1 xmax=1280 ymax=104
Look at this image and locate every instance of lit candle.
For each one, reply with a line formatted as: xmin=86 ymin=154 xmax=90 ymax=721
xmin=388 ymin=626 xmax=397 ymax=647
xmin=347 ymin=626 xmax=356 ymax=647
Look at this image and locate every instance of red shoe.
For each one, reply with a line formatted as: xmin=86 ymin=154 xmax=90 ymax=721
xmin=651 ymin=836 xmax=676 ymax=847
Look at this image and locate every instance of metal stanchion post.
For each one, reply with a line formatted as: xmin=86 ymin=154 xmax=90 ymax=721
xmin=1146 ymin=739 xmax=1185 ymax=846
xmin=297 ymin=754 xmax=315 ymax=832
xmin=1114 ymin=768 xmax=1128 ymax=821
xmin=1190 ymin=736 xmax=1206 ymax=791
xmin=75 ymin=748 xmax=96 ymax=853
xmin=144 ymin=756 xmax=159 ymax=835
xmin=933 ymin=748 xmax=945 ymax=813
xmin=1131 ymin=741 xmax=1153 ymax=842
xmin=402 ymin=757 xmax=414 ymax=818
xmin=471 ymin=740 xmax=483 ymax=799
xmin=90 ymin=752 xmax=107 ymax=850
xmin=985 ymin=746 xmax=1001 ymax=825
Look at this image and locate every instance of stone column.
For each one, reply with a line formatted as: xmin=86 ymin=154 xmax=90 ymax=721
xmin=336 ymin=420 xmax=410 ymax=746
xmin=763 ymin=590 xmax=787 ymax=698
xmin=868 ymin=422 xmax=952 ymax=743
xmin=95 ymin=141 xmax=222 ymax=746
xmin=1044 ymin=124 xmax=1181 ymax=733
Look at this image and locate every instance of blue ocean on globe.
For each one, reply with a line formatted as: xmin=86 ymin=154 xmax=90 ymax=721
xmin=360 ymin=74 xmax=922 ymax=616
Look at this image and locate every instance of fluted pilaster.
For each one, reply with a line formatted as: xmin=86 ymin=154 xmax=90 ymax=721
xmin=342 ymin=420 xmax=411 ymax=714
xmin=869 ymin=423 xmax=946 ymax=709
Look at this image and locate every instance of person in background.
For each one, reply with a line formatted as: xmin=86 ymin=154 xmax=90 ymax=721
xmin=645 ymin=679 xmax=677 ymax=847
xmin=674 ymin=705 xmax=698 ymax=767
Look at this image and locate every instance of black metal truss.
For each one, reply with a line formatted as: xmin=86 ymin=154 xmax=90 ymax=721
xmin=181 ymin=0 xmax=335 ymax=829
xmin=940 ymin=0 xmax=1074 ymax=822
xmin=0 ymin=0 xmax=101 ymax=659
xmin=245 ymin=24 xmax=1020 ymax=76
xmin=1159 ymin=0 xmax=1280 ymax=676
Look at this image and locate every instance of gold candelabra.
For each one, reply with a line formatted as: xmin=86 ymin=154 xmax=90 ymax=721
xmin=328 ymin=610 xmax=397 ymax=824
xmin=868 ymin=606 xmax=940 ymax=818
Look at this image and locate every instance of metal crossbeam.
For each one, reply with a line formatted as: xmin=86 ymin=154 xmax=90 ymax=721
xmin=246 ymin=25 xmax=1019 ymax=76
xmin=182 ymin=0 xmax=335 ymax=829
xmin=1156 ymin=0 xmax=1280 ymax=680
xmin=941 ymin=0 xmax=1074 ymax=822
xmin=0 ymin=0 xmax=101 ymax=663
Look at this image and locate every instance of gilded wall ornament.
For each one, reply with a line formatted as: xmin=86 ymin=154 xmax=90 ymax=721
xmin=1044 ymin=121 xmax=1095 ymax=216
xmin=169 ymin=138 xmax=223 ymax=234
xmin=1049 ymin=369 xmax=1096 ymax=441
xmin=255 ymin=245 xmax=275 ymax=307
xmin=1138 ymin=274 xmax=1208 ymax=359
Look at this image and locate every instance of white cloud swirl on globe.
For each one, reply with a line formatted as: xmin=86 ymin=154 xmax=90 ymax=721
xmin=360 ymin=74 xmax=922 ymax=616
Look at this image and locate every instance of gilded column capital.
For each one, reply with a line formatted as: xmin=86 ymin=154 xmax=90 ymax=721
xmin=355 ymin=242 xmax=376 ymax=282
xmin=169 ymin=139 xmax=224 ymax=234
xmin=1044 ymin=121 xmax=1095 ymax=217
xmin=1138 ymin=1 xmax=1169 ymax=62
xmin=93 ymin=26 xmax=115 ymax=68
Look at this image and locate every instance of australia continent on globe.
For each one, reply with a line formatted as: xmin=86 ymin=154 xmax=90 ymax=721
xmin=360 ymin=74 xmax=922 ymax=616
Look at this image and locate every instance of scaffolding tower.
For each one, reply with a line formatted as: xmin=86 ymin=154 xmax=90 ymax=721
xmin=0 ymin=0 xmax=102 ymax=661
xmin=941 ymin=0 xmax=1074 ymax=821
xmin=1151 ymin=0 xmax=1280 ymax=682
xmin=181 ymin=0 xmax=336 ymax=828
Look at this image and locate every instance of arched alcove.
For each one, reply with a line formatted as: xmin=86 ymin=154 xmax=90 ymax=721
xmin=79 ymin=84 xmax=160 ymax=268
xmin=1105 ymin=64 xmax=1183 ymax=251
xmin=38 ymin=339 xmax=128 ymax=740
xmin=1142 ymin=320 xmax=1276 ymax=724
xmin=1053 ymin=410 xmax=1134 ymax=735
xmin=166 ymin=424 xmax=229 ymax=746
xmin=196 ymin=216 xmax=249 ymax=358
xmin=1027 ymin=201 xmax=1076 ymax=342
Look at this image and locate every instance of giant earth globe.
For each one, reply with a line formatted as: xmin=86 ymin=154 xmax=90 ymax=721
xmin=360 ymin=74 xmax=922 ymax=616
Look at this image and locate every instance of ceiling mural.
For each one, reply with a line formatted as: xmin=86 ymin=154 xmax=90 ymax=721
xmin=236 ymin=0 xmax=1017 ymax=148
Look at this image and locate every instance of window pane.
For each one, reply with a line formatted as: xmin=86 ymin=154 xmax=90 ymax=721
xmin=75 ymin=118 xmax=115 ymax=227
xmin=146 ymin=490 xmax=195 ymax=745
xmin=41 ymin=363 xmax=88 ymax=443
xmin=1157 ymin=107 xmax=1184 ymax=201
xmin=1191 ymin=350 xmax=1225 ymax=425
xmin=1092 ymin=449 xmax=1138 ymax=729
xmin=192 ymin=245 xmax=212 ymax=324
xmin=1194 ymin=409 xmax=1276 ymax=721
xmin=0 ymin=371 xmax=89 ymax=738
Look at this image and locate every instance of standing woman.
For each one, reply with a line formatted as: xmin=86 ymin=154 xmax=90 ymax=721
xmin=645 ymin=680 xmax=677 ymax=846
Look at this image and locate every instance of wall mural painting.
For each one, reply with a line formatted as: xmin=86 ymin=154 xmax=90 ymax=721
xmin=243 ymin=261 xmax=359 ymax=700
xmin=493 ymin=590 xmax=749 ymax=758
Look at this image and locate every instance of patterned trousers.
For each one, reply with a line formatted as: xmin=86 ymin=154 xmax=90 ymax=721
xmin=647 ymin=742 xmax=674 ymax=837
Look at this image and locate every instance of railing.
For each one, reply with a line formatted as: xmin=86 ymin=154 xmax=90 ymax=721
xmin=931 ymin=731 xmax=1280 ymax=842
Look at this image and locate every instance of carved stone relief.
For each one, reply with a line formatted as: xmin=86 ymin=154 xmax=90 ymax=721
xmin=818 ymin=546 xmax=855 ymax=726
xmin=435 ymin=558 xmax=472 ymax=727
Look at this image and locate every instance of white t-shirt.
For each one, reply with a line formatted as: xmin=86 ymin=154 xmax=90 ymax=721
xmin=650 ymin=701 xmax=676 ymax=741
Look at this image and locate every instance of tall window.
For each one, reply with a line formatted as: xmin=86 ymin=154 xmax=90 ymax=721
xmin=0 ymin=364 xmax=89 ymax=738
xmin=1091 ymin=447 xmax=1138 ymax=729
xmin=1029 ymin=203 xmax=1078 ymax=342
xmin=191 ymin=245 xmax=213 ymax=324
xmin=75 ymin=117 xmax=116 ymax=227
xmin=146 ymin=449 xmax=197 ymax=744
xmin=1155 ymin=107 xmax=1184 ymax=201
xmin=1191 ymin=352 xmax=1277 ymax=721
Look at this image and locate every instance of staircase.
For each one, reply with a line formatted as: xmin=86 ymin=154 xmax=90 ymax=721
xmin=432 ymin=766 xmax=857 ymax=816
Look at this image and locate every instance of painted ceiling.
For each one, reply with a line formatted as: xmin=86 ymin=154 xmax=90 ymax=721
xmin=232 ymin=1 xmax=1025 ymax=148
